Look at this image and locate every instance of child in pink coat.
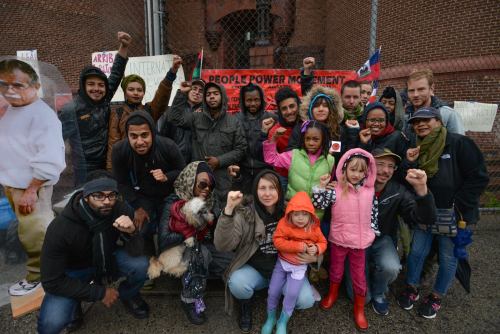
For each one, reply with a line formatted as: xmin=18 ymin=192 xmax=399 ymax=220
xmin=311 ymin=148 xmax=379 ymax=331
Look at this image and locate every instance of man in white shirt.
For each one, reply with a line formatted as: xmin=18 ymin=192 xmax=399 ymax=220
xmin=0 ymin=59 xmax=66 ymax=296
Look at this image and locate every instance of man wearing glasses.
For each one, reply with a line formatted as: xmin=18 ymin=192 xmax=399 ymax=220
xmin=0 ymin=59 xmax=66 ymax=296
xmin=39 ymin=172 xmax=150 ymax=333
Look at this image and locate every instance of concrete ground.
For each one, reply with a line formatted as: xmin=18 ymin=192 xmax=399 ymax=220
xmin=1 ymin=214 xmax=499 ymax=334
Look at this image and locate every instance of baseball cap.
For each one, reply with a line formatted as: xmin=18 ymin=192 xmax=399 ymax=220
xmin=409 ymin=107 xmax=441 ymax=123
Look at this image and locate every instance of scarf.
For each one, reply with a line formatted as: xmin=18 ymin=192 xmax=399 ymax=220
xmin=417 ymin=126 xmax=447 ymax=178
xmin=370 ymin=122 xmax=395 ymax=140
xmin=78 ymin=198 xmax=117 ymax=284
xmin=343 ymin=105 xmax=363 ymax=121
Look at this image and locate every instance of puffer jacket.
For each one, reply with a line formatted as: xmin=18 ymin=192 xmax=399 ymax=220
xmin=330 ymin=148 xmax=376 ymax=249
xmin=273 ymin=191 xmax=327 ymax=265
xmin=59 ymin=54 xmax=127 ymax=185
xmin=167 ymin=82 xmax=247 ymax=206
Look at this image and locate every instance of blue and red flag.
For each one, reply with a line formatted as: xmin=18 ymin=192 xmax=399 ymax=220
xmin=191 ymin=49 xmax=203 ymax=80
xmin=366 ymin=80 xmax=379 ymax=106
xmin=356 ymin=48 xmax=381 ymax=82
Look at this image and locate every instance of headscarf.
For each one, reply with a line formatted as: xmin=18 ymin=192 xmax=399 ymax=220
xmin=174 ymin=161 xmax=216 ymax=209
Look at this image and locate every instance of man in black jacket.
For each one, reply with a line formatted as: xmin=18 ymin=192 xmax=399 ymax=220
xmin=345 ymin=148 xmax=436 ymax=316
xmin=39 ymin=173 xmax=149 ymax=334
xmin=59 ymin=32 xmax=131 ymax=186
xmin=112 ymin=111 xmax=186 ymax=247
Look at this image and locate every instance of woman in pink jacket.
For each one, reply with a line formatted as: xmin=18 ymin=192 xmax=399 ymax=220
xmin=311 ymin=148 xmax=379 ymax=331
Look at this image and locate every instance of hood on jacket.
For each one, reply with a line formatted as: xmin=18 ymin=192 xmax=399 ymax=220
xmin=78 ymin=66 xmax=110 ymax=106
xmin=335 ymin=148 xmax=377 ymax=189
xmin=361 ymin=101 xmax=389 ymax=126
xmin=173 ymin=161 xmax=216 ymax=210
xmin=203 ymin=82 xmax=229 ymax=115
xmin=378 ymin=86 xmax=405 ymax=130
xmin=125 ymin=110 xmax=156 ymax=139
xmin=251 ymin=169 xmax=286 ymax=224
xmin=283 ymin=191 xmax=320 ymax=227
xmin=239 ymin=82 xmax=266 ymax=116
xmin=300 ymin=85 xmax=343 ymax=122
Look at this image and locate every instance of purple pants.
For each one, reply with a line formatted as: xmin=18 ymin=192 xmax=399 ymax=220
xmin=329 ymin=242 xmax=367 ymax=296
xmin=267 ymin=260 xmax=305 ymax=316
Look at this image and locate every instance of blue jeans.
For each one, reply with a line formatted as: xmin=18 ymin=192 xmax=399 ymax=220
xmin=406 ymin=228 xmax=457 ymax=295
xmin=344 ymin=235 xmax=401 ymax=302
xmin=38 ymin=248 xmax=148 ymax=334
xmin=228 ymin=264 xmax=315 ymax=310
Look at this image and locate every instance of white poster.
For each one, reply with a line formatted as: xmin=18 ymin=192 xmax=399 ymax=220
xmin=454 ymin=101 xmax=498 ymax=132
xmin=92 ymin=53 xmax=185 ymax=106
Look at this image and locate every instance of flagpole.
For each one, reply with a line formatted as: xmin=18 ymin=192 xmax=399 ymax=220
xmin=200 ymin=48 xmax=203 ymax=78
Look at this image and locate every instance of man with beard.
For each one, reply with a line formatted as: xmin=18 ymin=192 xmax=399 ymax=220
xmin=112 ymin=111 xmax=185 ymax=252
xmin=161 ymin=77 xmax=205 ymax=163
xmin=341 ymin=80 xmax=364 ymax=122
xmin=38 ymin=172 xmax=149 ymax=333
xmin=405 ymin=69 xmax=464 ymax=135
xmin=168 ymin=81 xmax=247 ymax=209
xmin=0 ymin=59 xmax=66 ymax=296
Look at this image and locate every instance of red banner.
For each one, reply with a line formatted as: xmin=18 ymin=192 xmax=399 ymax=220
xmin=202 ymin=69 xmax=357 ymax=112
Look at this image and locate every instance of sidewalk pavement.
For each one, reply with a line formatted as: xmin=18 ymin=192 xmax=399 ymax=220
xmin=1 ymin=214 xmax=499 ymax=334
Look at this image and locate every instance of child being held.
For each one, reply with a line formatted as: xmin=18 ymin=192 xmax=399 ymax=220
xmin=311 ymin=148 xmax=379 ymax=331
xmin=261 ymin=191 xmax=327 ymax=334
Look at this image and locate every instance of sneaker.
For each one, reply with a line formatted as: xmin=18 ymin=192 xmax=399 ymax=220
xmin=8 ymin=279 xmax=41 ymax=296
xmin=372 ymin=298 xmax=389 ymax=316
xmin=417 ymin=294 xmax=441 ymax=319
xmin=397 ymin=285 xmax=419 ymax=310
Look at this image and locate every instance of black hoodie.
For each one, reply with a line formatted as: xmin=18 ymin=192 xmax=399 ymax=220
xmin=111 ymin=110 xmax=186 ymax=210
xmin=59 ymin=54 xmax=128 ymax=185
xmin=40 ymin=191 xmax=133 ymax=302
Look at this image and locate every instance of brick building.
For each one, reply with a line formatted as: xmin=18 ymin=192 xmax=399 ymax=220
xmin=1 ymin=0 xmax=499 ymax=196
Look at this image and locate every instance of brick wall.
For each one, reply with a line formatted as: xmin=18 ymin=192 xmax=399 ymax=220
xmin=0 ymin=0 xmax=146 ymax=91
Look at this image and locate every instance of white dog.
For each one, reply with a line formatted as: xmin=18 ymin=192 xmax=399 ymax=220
xmin=147 ymin=197 xmax=214 ymax=279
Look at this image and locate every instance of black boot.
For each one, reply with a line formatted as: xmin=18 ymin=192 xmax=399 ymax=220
xmin=122 ymin=294 xmax=150 ymax=319
xmin=66 ymin=303 xmax=83 ymax=332
xmin=181 ymin=301 xmax=206 ymax=325
xmin=238 ymin=298 xmax=253 ymax=333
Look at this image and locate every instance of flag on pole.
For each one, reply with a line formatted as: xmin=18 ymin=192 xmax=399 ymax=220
xmin=191 ymin=49 xmax=203 ymax=80
xmin=366 ymin=80 xmax=379 ymax=106
xmin=356 ymin=48 xmax=381 ymax=81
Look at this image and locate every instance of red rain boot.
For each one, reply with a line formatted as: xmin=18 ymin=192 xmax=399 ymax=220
xmin=353 ymin=294 xmax=368 ymax=331
xmin=320 ymin=282 xmax=340 ymax=310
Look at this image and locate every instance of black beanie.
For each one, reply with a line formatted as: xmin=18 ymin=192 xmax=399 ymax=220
xmin=380 ymin=86 xmax=397 ymax=100
xmin=82 ymin=177 xmax=118 ymax=197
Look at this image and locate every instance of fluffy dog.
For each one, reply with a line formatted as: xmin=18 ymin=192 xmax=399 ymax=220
xmin=147 ymin=197 xmax=214 ymax=279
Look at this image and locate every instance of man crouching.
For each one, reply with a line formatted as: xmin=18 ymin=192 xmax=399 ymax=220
xmin=38 ymin=171 xmax=149 ymax=334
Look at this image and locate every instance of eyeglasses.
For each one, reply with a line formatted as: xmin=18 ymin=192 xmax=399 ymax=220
xmin=0 ymin=80 xmax=31 ymax=91
xmin=196 ymin=181 xmax=212 ymax=191
xmin=90 ymin=192 xmax=118 ymax=201
xmin=366 ymin=118 xmax=386 ymax=124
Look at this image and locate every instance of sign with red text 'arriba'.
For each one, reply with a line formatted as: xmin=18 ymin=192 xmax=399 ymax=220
xmin=202 ymin=69 xmax=357 ymax=112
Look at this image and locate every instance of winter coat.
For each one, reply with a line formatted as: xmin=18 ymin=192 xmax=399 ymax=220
xmin=59 ymin=54 xmax=127 ymax=185
xmin=273 ymin=192 xmax=327 ymax=265
xmin=377 ymin=179 xmax=437 ymax=238
xmin=166 ymin=82 xmax=247 ymax=205
xmin=422 ymin=132 xmax=488 ymax=224
xmin=161 ymin=89 xmax=203 ymax=163
xmin=111 ymin=111 xmax=186 ymax=210
xmin=331 ymin=148 xmax=377 ymax=249
xmin=404 ymin=96 xmax=465 ymax=135
xmin=106 ymin=72 xmax=176 ymax=170
xmin=40 ymin=191 xmax=133 ymax=302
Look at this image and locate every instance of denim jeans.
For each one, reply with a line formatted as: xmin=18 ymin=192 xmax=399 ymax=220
xmin=406 ymin=228 xmax=457 ymax=295
xmin=228 ymin=264 xmax=315 ymax=309
xmin=37 ymin=248 xmax=148 ymax=334
xmin=344 ymin=235 xmax=401 ymax=302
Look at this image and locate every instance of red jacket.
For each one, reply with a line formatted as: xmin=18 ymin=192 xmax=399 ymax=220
xmin=168 ymin=200 xmax=213 ymax=240
xmin=273 ymin=191 xmax=327 ymax=265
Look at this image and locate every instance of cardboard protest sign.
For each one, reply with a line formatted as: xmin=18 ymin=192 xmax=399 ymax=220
xmin=454 ymin=101 xmax=498 ymax=132
xmin=92 ymin=53 xmax=185 ymax=106
xmin=202 ymin=69 xmax=357 ymax=112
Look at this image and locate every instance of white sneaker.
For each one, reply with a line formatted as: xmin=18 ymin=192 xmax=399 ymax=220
xmin=8 ymin=279 xmax=41 ymax=296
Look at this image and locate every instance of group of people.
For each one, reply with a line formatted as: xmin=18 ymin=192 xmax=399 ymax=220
xmin=0 ymin=31 xmax=489 ymax=334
